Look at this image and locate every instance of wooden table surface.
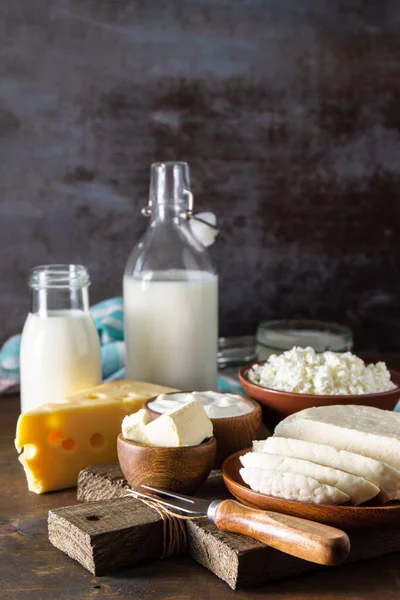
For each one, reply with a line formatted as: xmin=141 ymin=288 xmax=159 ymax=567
xmin=2 ymin=358 xmax=400 ymax=599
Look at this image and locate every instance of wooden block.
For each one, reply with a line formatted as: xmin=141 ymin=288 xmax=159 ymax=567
xmin=71 ymin=463 xmax=400 ymax=589
xmin=77 ymin=463 xmax=227 ymax=503
xmin=77 ymin=462 xmax=129 ymax=502
xmin=48 ymin=497 xmax=164 ymax=575
xmin=75 ymin=465 xmax=325 ymax=587
xmin=187 ymin=518 xmax=400 ymax=588
xmin=186 ymin=519 xmax=318 ymax=589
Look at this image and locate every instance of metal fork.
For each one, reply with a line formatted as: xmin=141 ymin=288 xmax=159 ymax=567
xmin=134 ymin=485 xmax=350 ymax=566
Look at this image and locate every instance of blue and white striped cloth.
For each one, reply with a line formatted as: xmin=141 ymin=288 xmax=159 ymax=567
xmin=0 ymin=297 xmax=242 ymax=395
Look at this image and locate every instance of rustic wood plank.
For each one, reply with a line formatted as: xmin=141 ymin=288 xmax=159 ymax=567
xmin=78 ymin=464 xmax=312 ymax=588
xmin=48 ymin=497 xmax=164 ymax=575
xmin=68 ymin=465 xmax=318 ymax=588
xmin=186 ymin=519 xmax=318 ymax=589
xmin=77 ymin=463 xmax=130 ymax=502
xmin=77 ymin=464 xmax=230 ymax=503
xmin=74 ymin=462 xmax=400 ymax=589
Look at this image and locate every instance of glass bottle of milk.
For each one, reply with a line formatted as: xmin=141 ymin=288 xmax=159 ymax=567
xmin=20 ymin=265 xmax=101 ymax=412
xmin=124 ymin=162 xmax=218 ymax=390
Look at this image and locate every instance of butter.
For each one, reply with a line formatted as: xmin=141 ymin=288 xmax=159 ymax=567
xmin=121 ymin=410 xmax=151 ymax=445
xmin=145 ymin=400 xmax=213 ymax=447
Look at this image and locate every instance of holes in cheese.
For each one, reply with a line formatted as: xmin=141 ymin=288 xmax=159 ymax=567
xmin=61 ymin=439 xmax=75 ymax=451
xmin=48 ymin=430 xmax=65 ymax=445
xmin=48 ymin=430 xmax=75 ymax=450
xmin=15 ymin=379 xmax=178 ymax=493
xmin=90 ymin=433 xmax=105 ymax=449
xmin=85 ymin=393 xmax=107 ymax=400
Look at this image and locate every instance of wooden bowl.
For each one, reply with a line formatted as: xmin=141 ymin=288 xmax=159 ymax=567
xmin=117 ymin=434 xmax=216 ymax=494
xmin=145 ymin=394 xmax=262 ymax=467
xmin=222 ymin=449 xmax=400 ymax=529
xmin=239 ymin=362 xmax=400 ymax=429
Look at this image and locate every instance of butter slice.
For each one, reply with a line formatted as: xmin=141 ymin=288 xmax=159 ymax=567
xmin=145 ymin=400 xmax=213 ymax=447
xmin=15 ymin=379 xmax=177 ymax=493
xmin=122 ymin=409 xmax=151 ymax=445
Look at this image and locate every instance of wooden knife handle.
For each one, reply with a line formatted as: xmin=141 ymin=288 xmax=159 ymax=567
xmin=211 ymin=499 xmax=350 ymax=566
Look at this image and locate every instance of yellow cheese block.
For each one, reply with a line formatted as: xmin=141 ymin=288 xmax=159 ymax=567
xmin=15 ymin=379 xmax=177 ymax=494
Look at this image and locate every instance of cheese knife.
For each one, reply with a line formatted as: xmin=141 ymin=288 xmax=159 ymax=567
xmin=137 ymin=485 xmax=350 ymax=566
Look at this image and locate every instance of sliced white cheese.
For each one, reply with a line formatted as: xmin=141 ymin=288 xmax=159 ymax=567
xmin=275 ymin=405 xmax=400 ymax=470
xmin=240 ymin=452 xmax=378 ymax=505
xmin=240 ymin=468 xmax=350 ymax=505
xmin=144 ymin=399 xmax=213 ymax=447
xmin=122 ymin=409 xmax=151 ymax=445
xmin=254 ymin=437 xmax=400 ymax=503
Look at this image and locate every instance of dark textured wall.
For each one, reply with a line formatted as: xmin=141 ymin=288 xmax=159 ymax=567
xmin=1 ymin=0 xmax=400 ymax=350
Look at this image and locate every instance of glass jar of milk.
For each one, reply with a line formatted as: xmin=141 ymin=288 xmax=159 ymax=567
xmin=124 ymin=162 xmax=218 ymax=390
xmin=20 ymin=265 xmax=101 ymax=412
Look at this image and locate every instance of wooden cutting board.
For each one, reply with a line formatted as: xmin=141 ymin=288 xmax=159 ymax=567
xmin=48 ymin=463 xmax=400 ymax=590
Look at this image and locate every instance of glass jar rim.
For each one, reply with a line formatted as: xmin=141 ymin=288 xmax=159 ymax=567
xmin=29 ymin=265 xmax=91 ymax=290
xmin=256 ymin=319 xmax=353 ymax=350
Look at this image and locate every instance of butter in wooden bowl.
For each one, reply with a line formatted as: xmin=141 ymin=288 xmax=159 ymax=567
xmin=15 ymin=379 xmax=177 ymax=494
xmin=146 ymin=391 xmax=262 ymax=466
xmin=118 ymin=400 xmax=216 ymax=493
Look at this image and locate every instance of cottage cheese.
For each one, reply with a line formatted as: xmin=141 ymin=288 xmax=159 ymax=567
xmin=248 ymin=346 xmax=396 ymax=395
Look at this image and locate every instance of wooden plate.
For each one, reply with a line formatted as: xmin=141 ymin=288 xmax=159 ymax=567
xmin=222 ymin=449 xmax=400 ymax=529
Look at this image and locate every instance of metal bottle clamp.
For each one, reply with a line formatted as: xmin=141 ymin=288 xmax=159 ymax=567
xmin=141 ymin=190 xmax=193 ymax=219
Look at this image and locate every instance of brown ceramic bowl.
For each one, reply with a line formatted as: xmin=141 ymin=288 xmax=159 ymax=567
xmin=239 ymin=361 xmax=400 ymax=429
xmin=145 ymin=393 xmax=262 ymax=467
xmin=117 ymin=433 xmax=216 ymax=494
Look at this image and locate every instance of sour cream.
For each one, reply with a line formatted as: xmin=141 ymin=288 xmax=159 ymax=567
xmin=148 ymin=391 xmax=254 ymax=419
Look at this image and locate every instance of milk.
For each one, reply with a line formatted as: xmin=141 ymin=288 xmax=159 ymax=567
xmin=123 ymin=271 xmax=218 ymax=390
xmin=20 ymin=310 xmax=101 ymax=412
